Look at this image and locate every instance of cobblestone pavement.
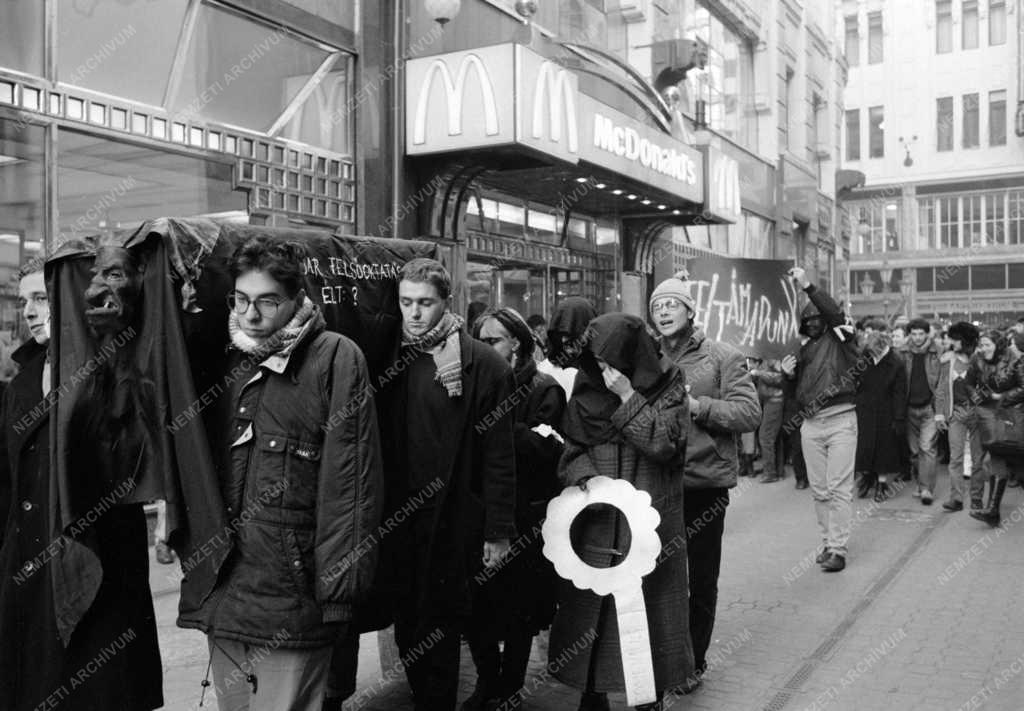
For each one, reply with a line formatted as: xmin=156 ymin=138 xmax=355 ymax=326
xmin=153 ymin=466 xmax=1024 ymax=710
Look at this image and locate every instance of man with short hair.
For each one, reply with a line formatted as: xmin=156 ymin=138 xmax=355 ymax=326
xmin=780 ymin=268 xmax=860 ymax=573
xmin=177 ymin=237 xmax=384 ymax=711
xmin=382 ymin=258 xmax=516 ymax=711
xmin=897 ymin=317 xmax=944 ymax=505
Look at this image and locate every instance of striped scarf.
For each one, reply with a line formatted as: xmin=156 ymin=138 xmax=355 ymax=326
xmin=402 ymin=311 xmax=464 ymax=398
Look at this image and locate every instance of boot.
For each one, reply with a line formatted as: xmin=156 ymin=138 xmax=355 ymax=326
xmin=738 ymin=454 xmax=754 ymax=477
xmin=970 ymin=478 xmax=1008 ymax=528
xmin=577 ymin=691 xmax=610 ymax=711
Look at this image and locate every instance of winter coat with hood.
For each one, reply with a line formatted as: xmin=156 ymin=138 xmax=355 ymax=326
xmin=659 ymin=327 xmax=761 ymax=490
xmin=177 ymin=316 xmax=385 ymax=649
xmin=788 ymin=284 xmax=860 ymax=416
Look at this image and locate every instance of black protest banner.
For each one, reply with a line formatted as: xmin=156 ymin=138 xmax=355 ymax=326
xmin=684 ymin=257 xmax=802 ymax=359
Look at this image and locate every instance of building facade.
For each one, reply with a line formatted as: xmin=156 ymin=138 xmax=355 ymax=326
xmin=838 ymin=0 xmax=1024 ymax=324
xmin=400 ymin=0 xmax=849 ymax=320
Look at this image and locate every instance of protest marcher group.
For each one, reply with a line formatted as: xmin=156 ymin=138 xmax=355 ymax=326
xmin=2 ymin=239 xmax=1022 ymax=711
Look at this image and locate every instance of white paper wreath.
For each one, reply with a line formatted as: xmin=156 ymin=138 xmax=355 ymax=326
xmin=542 ymin=475 xmax=663 ymax=705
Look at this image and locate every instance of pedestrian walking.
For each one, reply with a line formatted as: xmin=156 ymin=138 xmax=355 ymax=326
xmin=934 ymin=322 xmax=984 ymax=512
xmin=896 ymin=318 xmax=944 ymax=505
xmin=177 ymin=237 xmax=384 ymax=711
xmin=549 ymin=313 xmax=693 ymax=711
xmin=376 ymin=258 xmax=516 ymax=711
xmin=648 ymin=273 xmax=760 ymax=690
xmin=780 ymin=267 xmax=860 ymax=573
xmin=854 ymin=331 xmax=908 ymax=502
xmin=749 ymin=357 xmax=787 ymax=484
xmin=465 ymin=307 xmax=565 ymax=711
xmin=968 ymin=330 xmax=1024 ymax=527
xmin=0 ymin=266 xmax=164 ymax=711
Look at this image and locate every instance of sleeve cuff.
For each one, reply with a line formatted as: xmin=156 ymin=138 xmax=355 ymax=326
xmin=485 ymin=524 xmax=517 ymax=541
xmin=321 ymin=602 xmax=352 ymax=623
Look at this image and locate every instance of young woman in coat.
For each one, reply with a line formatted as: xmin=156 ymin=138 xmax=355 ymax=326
xmin=549 ymin=313 xmax=693 ymax=711
xmin=466 ymin=307 xmax=566 ymax=710
xmin=967 ymin=330 xmax=1024 ymax=526
xmin=854 ymin=331 xmax=908 ymax=502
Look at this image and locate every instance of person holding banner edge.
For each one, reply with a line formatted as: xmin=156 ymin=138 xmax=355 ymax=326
xmin=648 ymin=272 xmax=761 ymax=692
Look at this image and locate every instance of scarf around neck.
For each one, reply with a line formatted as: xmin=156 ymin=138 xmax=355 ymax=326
xmin=228 ymin=296 xmax=324 ymax=363
xmin=402 ymin=311 xmax=465 ymax=398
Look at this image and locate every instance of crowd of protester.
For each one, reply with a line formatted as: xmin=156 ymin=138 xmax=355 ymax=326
xmin=1 ymin=244 xmax=1022 ymax=711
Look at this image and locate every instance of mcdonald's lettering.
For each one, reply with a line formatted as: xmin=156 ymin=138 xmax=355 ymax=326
xmin=712 ymin=155 xmax=742 ymax=218
xmin=592 ymin=113 xmax=698 ymax=185
xmin=532 ymin=61 xmax=578 ymax=152
xmin=412 ymin=54 xmax=500 ymax=146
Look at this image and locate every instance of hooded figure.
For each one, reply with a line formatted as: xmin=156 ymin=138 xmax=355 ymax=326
xmin=549 ymin=313 xmax=694 ymax=711
xmin=540 ymin=297 xmax=598 ymax=399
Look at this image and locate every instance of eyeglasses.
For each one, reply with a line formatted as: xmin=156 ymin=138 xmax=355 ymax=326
xmin=652 ymin=297 xmax=685 ymax=312
xmin=227 ymin=292 xmax=286 ymax=318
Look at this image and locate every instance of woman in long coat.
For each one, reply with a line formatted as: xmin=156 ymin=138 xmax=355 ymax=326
xmin=549 ymin=313 xmax=693 ymax=711
xmin=855 ymin=331 xmax=908 ymax=502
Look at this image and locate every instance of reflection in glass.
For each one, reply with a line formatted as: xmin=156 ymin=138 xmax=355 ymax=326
xmin=57 ymin=0 xmax=188 ymax=106
xmin=57 ymin=129 xmax=248 ymax=244
xmin=169 ymin=2 xmax=333 ymax=133
xmin=0 ymin=0 xmax=44 ymax=76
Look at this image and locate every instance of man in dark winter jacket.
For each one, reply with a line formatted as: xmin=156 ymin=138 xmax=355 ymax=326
xmin=178 ymin=237 xmax=384 ymax=711
xmin=781 ymin=267 xmax=860 ymax=573
xmin=384 ymin=258 xmax=516 ymax=711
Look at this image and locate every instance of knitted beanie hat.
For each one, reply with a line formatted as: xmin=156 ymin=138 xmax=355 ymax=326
xmin=649 ymin=271 xmax=696 ymax=315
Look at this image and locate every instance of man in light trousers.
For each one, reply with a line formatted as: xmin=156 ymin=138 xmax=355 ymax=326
xmin=781 ymin=267 xmax=861 ymax=573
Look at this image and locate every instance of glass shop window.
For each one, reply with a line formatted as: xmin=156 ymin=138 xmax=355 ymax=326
xmin=0 ymin=0 xmax=44 ymax=76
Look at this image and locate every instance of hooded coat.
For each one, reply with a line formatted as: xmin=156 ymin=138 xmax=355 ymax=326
xmin=549 ymin=314 xmax=694 ymax=695
xmin=855 ymin=349 xmax=908 ymax=474
xmin=790 ymin=285 xmax=860 ymax=416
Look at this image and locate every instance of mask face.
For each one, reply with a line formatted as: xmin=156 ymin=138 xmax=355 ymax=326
xmin=803 ymin=317 xmax=824 ymax=339
xmin=84 ymin=246 xmax=144 ymax=338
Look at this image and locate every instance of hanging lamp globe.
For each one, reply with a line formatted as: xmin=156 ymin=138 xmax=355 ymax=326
xmin=425 ymin=0 xmax=462 ymax=25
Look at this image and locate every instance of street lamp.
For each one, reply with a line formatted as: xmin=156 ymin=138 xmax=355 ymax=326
xmin=425 ymin=0 xmax=462 ymax=25
xmin=899 ymin=276 xmax=913 ymax=316
xmin=859 ymin=274 xmax=876 ymax=296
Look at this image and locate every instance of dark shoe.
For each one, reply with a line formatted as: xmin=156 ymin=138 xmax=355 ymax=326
xmin=815 ymin=549 xmax=830 ymax=565
xmin=634 ymin=697 xmax=664 ymax=710
xmin=795 ymin=479 xmax=809 ymax=490
xmin=970 ymin=497 xmax=984 ymax=511
xmin=463 ymin=685 xmax=498 ymax=711
xmin=155 ymin=540 xmax=175 ymax=565
xmin=920 ymin=489 xmax=934 ymax=506
xmin=759 ymin=473 xmax=782 ymax=483
xmin=970 ymin=478 xmax=1008 ymax=528
xmin=873 ymin=482 xmax=890 ymax=503
xmin=942 ymin=500 xmax=963 ymax=512
xmin=578 ymin=691 xmax=610 ymax=711
xmin=857 ymin=476 xmax=873 ymax=499
xmin=1009 ymin=479 xmax=1021 ymax=488
xmin=821 ymin=553 xmax=846 ymax=572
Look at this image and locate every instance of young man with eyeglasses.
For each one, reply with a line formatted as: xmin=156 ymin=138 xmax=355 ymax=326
xmin=648 ymin=273 xmax=760 ymax=695
xmin=177 ymin=236 xmax=383 ymax=711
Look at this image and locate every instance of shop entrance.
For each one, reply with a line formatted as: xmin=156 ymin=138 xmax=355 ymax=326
xmin=466 ymin=261 xmax=616 ymax=320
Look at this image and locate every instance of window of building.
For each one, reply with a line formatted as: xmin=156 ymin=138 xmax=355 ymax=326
xmin=919 ymin=199 xmax=936 ymax=249
xmin=990 ymin=0 xmax=1007 ymax=45
xmin=0 ymin=0 xmax=44 ymax=76
xmin=963 ymin=0 xmax=979 ymax=50
xmin=990 ymin=90 xmax=1007 ymax=146
xmin=851 ymin=200 xmax=900 ymax=254
xmin=867 ymin=12 xmax=883 ymax=64
xmin=963 ymin=194 xmax=983 ymax=246
xmin=935 ymin=263 xmax=969 ymax=291
xmin=1010 ymin=263 xmax=1024 ymax=288
xmin=986 ymin=190 xmax=1006 ymax=244
xmin=1009 ymin=190 xmax=1024 ymax=244
xmin=917 ymin=267 xmax=935 ymax=292
xmin=971 ymin=264 xmax=1007 ymax=290
xmin=779 ymin=72 xmax=791 ymax=152
xmin=936 ymin=0 xmax=953 ymax=53
xmin=937 ymin=97 xmax=954 ymax=151
xmin=869 ymin=106 xmax=884 ymax=158
xmin=844 ymin=15 xmax=859 ymax=66
xmin=963 ymin=93 xmax=980 ymax=148
xmin=57 ymin=128 xmax=248 ymax=241
xmin=845 ymin=109 xmax=861 ymax=161
xmin=938 ymin=196 xmax=958 ymax=248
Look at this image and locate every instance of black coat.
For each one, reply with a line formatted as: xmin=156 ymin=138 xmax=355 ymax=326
xmin=368 ymin=330 xmax=517 ymax=626
xmin=0 ymin=341 xmax=162 ymax=711
xmin=855 ymin=349 xmax=908 ymax=474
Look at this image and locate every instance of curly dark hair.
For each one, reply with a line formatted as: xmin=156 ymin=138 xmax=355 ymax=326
xmin=907 ymin=317 xmax=930 ymax=334
xmin=947 ymin=321 xmax=979 ymax=353
xmin=229 ymin=236 xmax=307 ymax=297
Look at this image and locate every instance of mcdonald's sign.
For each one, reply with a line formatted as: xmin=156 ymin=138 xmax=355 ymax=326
xmin=515 ymin=45 xmax=579 ymax=162
xmin=704 ymin=147 xmax=743 ymax=223
xmin=406 ymin=45 xmax=514 ymax=155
